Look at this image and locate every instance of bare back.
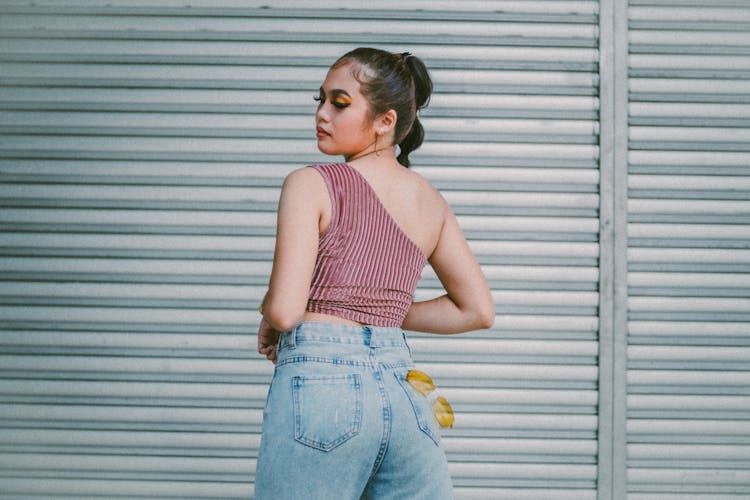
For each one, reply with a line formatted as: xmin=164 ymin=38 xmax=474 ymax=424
xmin=332 ymin=159 xmax=447 ymax=259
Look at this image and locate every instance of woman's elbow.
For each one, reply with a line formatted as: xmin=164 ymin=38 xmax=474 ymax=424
xmin=473 ymin=295 xmax=495 ymax=330
xmin=263 ymin=303 xmax=304 ymax=333
xmin=475 ymin=305 xmax=495 ymax=330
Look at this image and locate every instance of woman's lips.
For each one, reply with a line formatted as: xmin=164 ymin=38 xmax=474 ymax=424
xmin=316 ymin=126 xmax=330 ymax=139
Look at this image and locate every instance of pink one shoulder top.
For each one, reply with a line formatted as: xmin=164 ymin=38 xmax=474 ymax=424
xmin=305 ymin=163 xmax=427 ymax=327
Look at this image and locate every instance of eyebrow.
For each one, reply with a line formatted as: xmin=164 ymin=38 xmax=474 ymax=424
xmin=320 ymin=87 xmax=352 ymax=98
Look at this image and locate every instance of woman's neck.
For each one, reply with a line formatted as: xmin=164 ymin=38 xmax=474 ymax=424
xmin=345 ymin=145 xmax=396 ymax=163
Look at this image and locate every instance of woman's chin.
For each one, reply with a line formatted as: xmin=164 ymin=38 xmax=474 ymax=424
xmin=316 ymin=142 xmax=338 ymax=156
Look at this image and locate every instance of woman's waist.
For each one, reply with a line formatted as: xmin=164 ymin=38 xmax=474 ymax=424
xmin=280 ymin=321 xmax=409 ymax=349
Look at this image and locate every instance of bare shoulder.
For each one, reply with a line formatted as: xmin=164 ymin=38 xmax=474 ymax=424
xmin=281 ymin=166 xmax=330 ymax=201
xmin=284 ymin=165 xmax=326 ymax=188
xmin=279 ymin=166 xmax=332 ymax=231
xmin=406 ymin=168 xmax=450 ymax=215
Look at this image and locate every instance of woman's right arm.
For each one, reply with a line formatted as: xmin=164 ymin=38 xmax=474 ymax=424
xmin=260 ymin=167 xmax=326 ymax=332
xmin=401 ymin=203 xmax=494 ymax=334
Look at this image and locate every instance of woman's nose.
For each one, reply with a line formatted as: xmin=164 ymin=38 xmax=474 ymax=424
xmin=316 ymin=102 xmax=330 ymax=122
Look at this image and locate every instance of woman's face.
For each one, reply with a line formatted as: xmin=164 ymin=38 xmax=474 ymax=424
xmin=315 ymin=62 xmax=378 ymax=161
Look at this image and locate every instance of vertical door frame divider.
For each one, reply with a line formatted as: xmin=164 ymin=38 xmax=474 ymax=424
xmin=597 ymin=0 xmax=629 ymax=498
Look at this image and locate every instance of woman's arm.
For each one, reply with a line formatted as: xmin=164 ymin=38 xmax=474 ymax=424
xmin=401 ymin=205 xmax=494 ymax=334
xmin=260 ymin=167 xmax=327 ymax=332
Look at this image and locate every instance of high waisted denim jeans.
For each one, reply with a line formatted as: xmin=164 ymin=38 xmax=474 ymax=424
xmin=254 ymin=322 xmax=453 ymax=499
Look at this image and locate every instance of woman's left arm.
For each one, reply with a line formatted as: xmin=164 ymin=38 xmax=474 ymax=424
xmin=259 ymin=167 xmax=326 ymax=333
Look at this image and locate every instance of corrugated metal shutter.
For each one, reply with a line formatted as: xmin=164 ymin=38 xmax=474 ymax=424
xmin=628 ymin=1 xmax=750 ymax=499
xmin=0 ymin=1 xmax=601 ymax=498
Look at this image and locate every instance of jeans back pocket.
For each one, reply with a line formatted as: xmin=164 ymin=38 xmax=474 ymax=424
xmin=292 ymin=374 xmax=362 ymax=452
xmin=395 ymin=372 xmax=442 ymax=446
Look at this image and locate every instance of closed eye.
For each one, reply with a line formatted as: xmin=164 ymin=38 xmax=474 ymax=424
xmin=314 ymin=90 xmax=351 ymax=109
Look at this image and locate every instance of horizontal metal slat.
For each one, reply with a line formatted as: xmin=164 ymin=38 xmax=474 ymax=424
xmin=0 ymin=477 xmax=251 ymax=499
xmin=631 ymin=344 xmax=748 ymax=368
xmin=628 ymin=272 xmax=750 ymax=298
xmin=0 ymin=63 xmax=598 ymax=95
xmin=0 ymin=14 xmax=599 ymax=48
xmin=454 ymin=488 xmax=596 ymax=500
xmin=0 ymin=403 xmax=264 ymax=430
xmin=627 ymin=467 xmax=750 ymax=494
xmin=0 ymin=379 xmax=267 ymax=406
xmin=0 ymin=0 xmax=599 ymax=17
xmin=445 ymin=436 xmax=596 ymax=460
xmin=630 ymin=125 xmax=750 ymax=150
xmin=450 ymin=461 xmax=596 ymax=487
xmin=0 ymin=257 xmax=271 ymax=283
xmin=628 ymin=296 xmax=750 ymax=322
xmin=0 ymin=62 xmax=329 ymax=89
xmin=0 ymin=305 xmax=261 ymax=332
xmin=627 ymin=495 xmax=749 ymax=500
xmin=0 ymin=39 xmax=598 ymax=68
xmin=0 ymin=354 xmax=270 ymax=378
xmin=628 ymin=395 xmax=749 ymax=422
xmin=630 ymin=441 xmax=750 ymax=458
xmin=0 ymin=208 xmax=275 ymax=233
xmin=629 ymin=77 xmax=750 ymax=104
xmin=630 ymin=102 xmax=750 ymax=127
xmin=0 ymin=329 xmax=253 ymax=353
xmin=418 ymin=362 xmax=597 ymax=389
xmin=0 ymin=135 xmax=323 ymax=163
xmin=628 ymin=370 xmax=750 ymax=392
xmin=629 ymin=174 xmax=750 ymax=192
xmin=628 ymin=238 xmax=749 ymax=255
xmin=629 ymin=321 xmax=750 ymax=345
xmin=629 ymin=223 xmax=750 ymax=240
xmin=627 ymin=418 xmax=750 ymax=442
xmin=0 ymin=427 xmax=258 ymax=453
xmin=630 ymin=29 xmax=750 ymax=52
xmin=0 ymin=86 xmax=600 ymax=119
xmin=0 ymin=159 xmax=291 ymax=185
xmin=0 ymin=231 xmax=274 ymax=256
xmin=409 ymin=337 xmax=597 ymax=365
xmin=630 ymin=54 xmax=750 ymax=78
xmin=1 ymin=452 xmax=252 ymax=477
xmin=628 ymin=199 xmax=750 ymax=224
xmin=630 ymin=4 xmax=750 ymax=21
xmin=0 ymin=111 xmax=598 ymax=145
xmin=0 ymin=135 xmax=599 ymax=166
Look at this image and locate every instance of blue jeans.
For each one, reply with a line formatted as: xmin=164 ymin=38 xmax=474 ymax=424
xmin=254 ymin=322 xmax=453 ymax=499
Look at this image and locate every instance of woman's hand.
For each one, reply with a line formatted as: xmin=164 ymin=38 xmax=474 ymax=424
xmin=257 ymin=317 xmax=281 ymax=364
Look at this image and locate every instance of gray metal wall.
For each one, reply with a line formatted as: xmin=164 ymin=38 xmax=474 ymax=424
xmin=0 ymin=1 xmax=747 ymax=499
xmin=625 ymin=1 xmax=750 ymax=498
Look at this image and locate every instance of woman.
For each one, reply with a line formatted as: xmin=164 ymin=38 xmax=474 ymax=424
xmin=255 ymin=48 xmax=494 ymax=499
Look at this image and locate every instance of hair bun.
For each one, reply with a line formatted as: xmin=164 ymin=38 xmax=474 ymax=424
xmin=401 ymin=52 xmax=432 ymax=110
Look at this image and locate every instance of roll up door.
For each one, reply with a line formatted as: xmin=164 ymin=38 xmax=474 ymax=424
xmin=0 ymin=1 xmax=601 ymax=498
xmin=628 ymin=1 xmax=750 ymax=498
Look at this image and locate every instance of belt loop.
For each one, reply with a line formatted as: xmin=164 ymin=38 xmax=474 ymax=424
xmin=402 ymin=330 xmax=412 ymax=358
xmin=363 ymin=325 xmax=373 ymax=347
xmin=280 ymin=327 xmax=297 ymax=350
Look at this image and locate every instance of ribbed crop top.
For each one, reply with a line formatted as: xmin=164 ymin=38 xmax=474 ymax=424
xmin=305 ymin=163 xmax=427 ymax=327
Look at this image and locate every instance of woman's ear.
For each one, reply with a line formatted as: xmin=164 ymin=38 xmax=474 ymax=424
xmin=376 ymin=109 xmax=398 ymax=136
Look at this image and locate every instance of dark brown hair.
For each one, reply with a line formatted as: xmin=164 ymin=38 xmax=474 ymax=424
xmin=332 ymin=47 xmax=432 ymax=168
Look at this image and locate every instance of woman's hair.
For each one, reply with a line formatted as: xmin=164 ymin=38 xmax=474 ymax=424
xmin=332 ymin=47 xmax=433 ymax=168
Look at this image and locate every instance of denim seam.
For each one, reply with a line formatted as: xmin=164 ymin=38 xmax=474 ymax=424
xmin=276 ymin=355 xmax=413 ymax=370
xmin=368 ymin=366 xmax=391 ymax=479
xmin=276 ymin=355 xmax=374 ymax=369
